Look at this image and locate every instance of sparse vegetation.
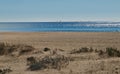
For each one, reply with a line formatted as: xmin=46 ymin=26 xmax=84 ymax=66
xmin=98 ymin=47 xmax=120 ymax=57
xmin=0 ymin=68 xmax=12 ymax=74
xmin=98 ymin=50 xmax=104 ymax=55
xmin=70 ymin=47 xmax=120 ymax=58
xmin=0 ymin=43 xmax=16 ymax=55
xmin=106 ymin=47 xmax=120 ymax=57
xmin=19 ymin=45 xmax=35 ymax=55
xmin=27 ymin=54 xmax=70 ymax=71
xmin=43 ymin=47 xmax=51 ymax=52
xmin=27 ymin=56 xmax=37 ymax=65
xmin=1 ymin=42 xmax=120 ymax=74
xmin=70 ymin=47 xmax=94 ymax=54
xmin=0 ymin=42 xmax=35 ymax=56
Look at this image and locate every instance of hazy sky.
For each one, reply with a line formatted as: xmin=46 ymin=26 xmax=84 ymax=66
xmin=0 ymin=0 xmax=120 ymax=22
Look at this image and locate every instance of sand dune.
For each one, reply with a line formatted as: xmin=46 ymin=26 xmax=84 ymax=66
xmin=0 ymin=32 xmax=120 ymax=74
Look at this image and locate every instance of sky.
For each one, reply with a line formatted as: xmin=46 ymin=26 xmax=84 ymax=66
xmin=0 ymin=0 xmax=120 ymax=22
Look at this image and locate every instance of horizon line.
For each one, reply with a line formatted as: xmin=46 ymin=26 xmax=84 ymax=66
xmin=0 ymin=21 xmax=120 ymax=23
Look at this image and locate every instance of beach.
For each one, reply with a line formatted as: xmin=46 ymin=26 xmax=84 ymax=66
xmin=0 ymin=32 xmax=120 ymax=50
xmin=0 ymin=32 xmax=120 ymax=74
xmin=1 ymin=0 xmax=120 ymax=73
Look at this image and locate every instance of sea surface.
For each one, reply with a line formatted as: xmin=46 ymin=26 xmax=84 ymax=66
xmin=0 ymin=22 xmax=120 ymax=32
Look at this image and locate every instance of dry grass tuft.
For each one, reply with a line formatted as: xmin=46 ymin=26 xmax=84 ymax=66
xmin=0 ymin=43 xmax=16 ymax=55
xmin=19 ymin=45 xmax=35 ymax=55
xmin=0 ymin=68 xmax=12 ymax=74
xmin=70 ymin=47 xmax=94 ymax=54
xmin=0 ymin=42 xmax=35 ymax=56
xmin=70 ymin=47 xmax=120 ymax=58
xmin=98 ymin=47 xmax=120 ymax=57
xmin=27 ymin=54 xmax=70 ymax=71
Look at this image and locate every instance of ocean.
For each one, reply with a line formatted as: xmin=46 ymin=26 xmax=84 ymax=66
xmin=0 ymin=22 xmax=120 ymax=32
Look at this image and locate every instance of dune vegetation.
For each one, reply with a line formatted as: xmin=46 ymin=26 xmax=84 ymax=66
xmin=0 ymin=42 xmax=120 ymax=74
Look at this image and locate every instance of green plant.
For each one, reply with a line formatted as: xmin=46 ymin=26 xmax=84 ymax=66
xmin=106 ymin=47 xmax=120 ymax=57
xmin=98 ymin=47 xmax=120 ymax=57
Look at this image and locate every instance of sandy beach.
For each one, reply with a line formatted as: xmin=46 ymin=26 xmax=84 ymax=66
xmin=0 ymin=32 xmax=120 ymax=50
xmin=0 ymin=32 xmax=120 ymax=74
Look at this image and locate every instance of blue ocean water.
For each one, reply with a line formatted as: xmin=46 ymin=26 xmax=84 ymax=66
xmin=0 ymin=22 xmax=120 ymax=32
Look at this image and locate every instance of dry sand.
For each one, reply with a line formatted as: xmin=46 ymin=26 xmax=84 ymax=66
xmin=0 ymin=32 xmax=120 ymax=50
xmin=0 ymin=32 xmax=120 ymax=74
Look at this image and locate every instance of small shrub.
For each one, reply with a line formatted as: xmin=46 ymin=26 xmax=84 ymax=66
xmin=89 ymin=47 xmax=94 ymax=52
xmin=98 ymin=50 xmax=104 ymax=56
xmin=98 ymin=47 xmax=120 ymax=57
xmin=0 ymin=42 xmax=35 ymax=56
xmin=43 ymin=47 xmax=51 ymax=52
xmin=106 ymin=47 xmax=120 ymax=57
xmin=70 ymin=47 xmax=94 ymax=54
xmin=0 ymin=43 xmax=16 ymax=55
xmin=27 ymin=56 xmax=37 ymax=65
xmin=0 ymin=43 xmax=5 ymax=52
xmin=27 ymin=55 xmax=70 ymax=71
xmin=0 ymin=68 xmax=12 ymax=74
xmin=80 ymin=47 xmax=89 ymax=52
xmin=95 ymin=49 xmax=98 ymax=52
